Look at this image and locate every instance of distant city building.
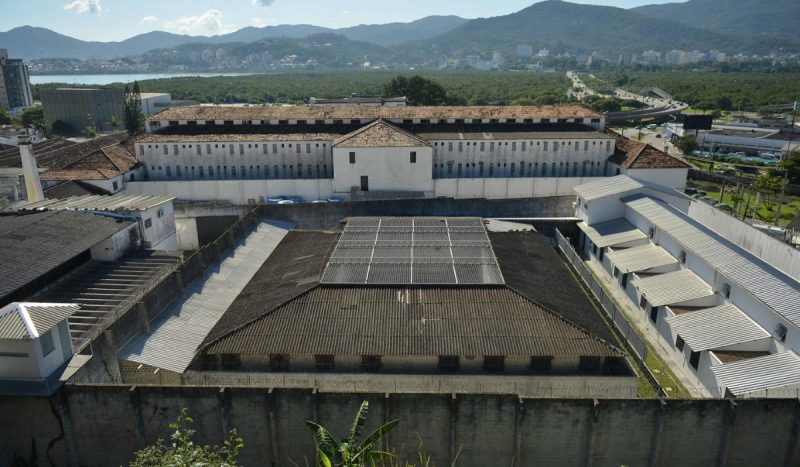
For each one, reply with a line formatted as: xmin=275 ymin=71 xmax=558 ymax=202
xmin=517 ymin=44 xmax=533 ymax=58
xmin=665 ymin=50 xmax=688 ymax=65
xmin=0 ymin=49 xmax=33 ymax=111
xmin=536 ymin=48 xmax=550 ymax=58
xmin=140 ymin=92 xmax=171 ymax=115
xmin=40 ymin=87 xmax=124 ymax=136
xmin=641 ymin=50 xmax=662 ymax=63
xmin=309 ymin=95 xmax=406 ymax=107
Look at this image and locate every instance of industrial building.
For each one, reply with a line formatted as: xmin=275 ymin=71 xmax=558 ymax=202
xmin=665 ymin=122 xmax=800 ymax=157
xmin=114 ymin=216 xmax=636 ymax=398
xmin=0 ymin=49 xmax=33 ymax=110
xmin=573 ymin=175 xmax=800 ymax=397
xmin=128 ymin=104 xmax=690 ymax=202
xmin=40 ymin=87 xmax=125 ymax=136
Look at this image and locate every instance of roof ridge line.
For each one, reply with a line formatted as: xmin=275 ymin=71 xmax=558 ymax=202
xmin=504 ymin=285 xmax=624 ymax=355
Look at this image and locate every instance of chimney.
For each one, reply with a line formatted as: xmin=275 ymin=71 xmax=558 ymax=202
xmin=19 ymin=133 xmax=44 ymax=203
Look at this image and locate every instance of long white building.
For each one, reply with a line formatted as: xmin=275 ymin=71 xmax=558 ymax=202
xmin=129 ymin=105 xmax=690 ymax=202
xmin=573 ymin=175 xmax=800 ymax=398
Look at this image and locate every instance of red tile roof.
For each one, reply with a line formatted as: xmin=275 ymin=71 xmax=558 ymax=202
xmin=607 ymin=130 xmax=691 ymax=169
xmin=148 ymin=104 xmax=602 ymax=122
xmin=333 ymin=119 xmax=432 ymax=148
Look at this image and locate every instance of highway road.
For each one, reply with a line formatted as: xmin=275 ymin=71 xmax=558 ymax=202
xmin=568 ymin=71 xmax=689 ymax=122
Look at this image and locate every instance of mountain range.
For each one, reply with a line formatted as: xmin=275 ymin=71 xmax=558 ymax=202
xmin=0 ymin=0 xmax=797 ymax=63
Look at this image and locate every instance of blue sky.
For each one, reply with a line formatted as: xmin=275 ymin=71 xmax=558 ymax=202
xmin=2 ymin=0 xmax=677 ymax=41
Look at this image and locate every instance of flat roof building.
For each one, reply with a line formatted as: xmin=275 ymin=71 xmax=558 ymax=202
xmin=0 ymin=49 xmax=33 ymax=110
xmin=574 ymin=175 xmax=800 ymax=397
xmin=40 ymin=87 xmax=124 ymax=136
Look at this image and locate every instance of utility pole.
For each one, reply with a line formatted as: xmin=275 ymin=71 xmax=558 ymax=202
xmin=775 ymin=100 xmax=797 ymax=226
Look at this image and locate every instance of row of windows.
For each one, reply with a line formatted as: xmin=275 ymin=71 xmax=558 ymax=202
xmin=436 ymin=160 xmax=603 ymax=177
xmin=149 ymin=163 xmax=329 ymax=179
xmin=348 ymin=151 xmax=417 ymax=164
xmin=140 ymin=142 xmax=328 ymax=156
xmin=210 ymin=354 xmax=603 ymax=374
xmin=163 ymin=117 xmax=601 ymax=127
xmin=434 ymin=140 xmax=612 ymax=153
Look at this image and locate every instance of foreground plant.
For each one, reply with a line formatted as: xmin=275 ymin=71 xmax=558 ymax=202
xmin=307 ymin=401 xmax=399 ymax=467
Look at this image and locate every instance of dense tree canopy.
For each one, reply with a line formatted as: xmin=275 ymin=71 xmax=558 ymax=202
xmin=382 ymin=75 xmax=451 ymax=106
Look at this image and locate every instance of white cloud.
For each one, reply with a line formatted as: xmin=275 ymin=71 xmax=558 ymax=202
xmin=164 ymin=9 xmax=235 ymax=36
xmin=251 ymin=0 xmax=275 ymax=6
xmin=140 ymin=15 xmax=159 ymax=24
xmin=250 ymin=18 xmax=267 ymax=27
xmin=64 ymin=0 xmax=103 ymax=14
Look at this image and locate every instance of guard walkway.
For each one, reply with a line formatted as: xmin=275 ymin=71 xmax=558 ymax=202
xmin=118 ymin=221 xmax=292 ymax=373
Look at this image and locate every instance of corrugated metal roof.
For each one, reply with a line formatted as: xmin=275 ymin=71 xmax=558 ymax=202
xmin=625 ymin=196 xmax=800 ymax=330
xmin=119 ymin=222 xmax=291 ymax=373
xmin=205 ymin=287 xmax=622 ymax=358
xmin=573 ymin=175 xmax=644 ymax=201
xmin=605 ymin=244 xmax=677 ymax=273
xmin=578 ymin=219 xmax=647 ymax=248
xmin=712 ymin=351 xmax=800 ymax=396
xmin=0 ymin=303 xmax=79 ymax=339
xmin=21 ymin=194 xmax=175 ymax=212
xmin=633 ymin=269 xmax=714 ymax=307
xmin=665 ymin=304 xmax=770 ymax=352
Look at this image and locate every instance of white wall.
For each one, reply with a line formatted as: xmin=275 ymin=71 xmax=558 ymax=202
xmin=0 ymin=321 xmax=73 ymax=380
xmin=136 ymin=138 xmax=332 ymax=181
xmin=138 ymin=201 xmax=177 ymax=250
xmin=176 ymin=217 xmax=199 ymax=251
xmin=90 ymin=223 xmax=136 ymax=261
xmin=688 ymin=201 xmax=800 ymax=282
xmin=626 ymin=168 xmax=689 ymax=191
xmin=332 ymin=146 xmax=434 ymax=194
xmin=125 ymin=179 xmax=335 ymax=204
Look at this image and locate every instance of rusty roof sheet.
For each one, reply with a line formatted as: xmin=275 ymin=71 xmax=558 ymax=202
xmin=148 ymin=104 xmax=602 ymax=122
xmin=607 ymin=130 xmax=691 ymax=169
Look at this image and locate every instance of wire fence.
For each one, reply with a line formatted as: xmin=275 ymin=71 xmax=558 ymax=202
xmin=555 ymin=229 xmax=649 ymax=361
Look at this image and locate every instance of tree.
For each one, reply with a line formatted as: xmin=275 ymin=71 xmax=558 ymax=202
xmin=128 ymin=409 xmax=243 ymax=467
xmin=0 ymin=107 xmax=10 ymax=125
xmin=382 ymin=75 xmax=450 ymax=106
xmin=307 ymin=401 xmax=399 ymax=467
xmin=778 ymin=148 xmax=800 ymax=184
xmin=589 ymin=97 xmax=621 ymax=113
xmin=675 ymin=136 xmax=699 ymax=155
xmin=109 ymin=115 xmax=120 ymax=130
xmin=20 ymin=106 xmax=44 ymax=127
xmin=124 ymin=81 xmax=144 ymax=134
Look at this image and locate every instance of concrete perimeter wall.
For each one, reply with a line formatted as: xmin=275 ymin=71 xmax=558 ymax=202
xmin=688 ymin=200 xmax=800 ymax=281
xmin=1 ymin=386 xmax=799 ymax=467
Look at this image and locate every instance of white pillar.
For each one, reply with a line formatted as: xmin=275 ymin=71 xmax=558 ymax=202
xmin=19 ymin=136 xmax=44 ymax=203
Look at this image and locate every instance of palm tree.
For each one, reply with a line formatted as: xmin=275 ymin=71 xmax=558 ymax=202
xmin=307 ymin=401 xmax=399 ymax=467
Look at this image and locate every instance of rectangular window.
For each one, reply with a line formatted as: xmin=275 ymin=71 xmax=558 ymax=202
xmin=649 ymin=305 xmax=659 ymax=323
xmin=360 ymin=176 xmax=369 ymax=191
xmin=163 ymin=145 xmax=168 ymax=155
xmin=480 ymin=142 xmax=485 ymax=151
xmin=173 ymin=144 xmax=179 ymax=155
xmin=458 ymin=142 xmax=463 ymax=152
xmin=315 ymin=354 xmax=335 ymax=372
xmin=206 ymin=144 xmax=212 ymax=154
xmin=272 ymin=143 xmax=278 ymax=153
xmin=144 ymin=218 xmax=152 ymax=228
xmin=269 ymin=354 xmax=289 ymax=371
xmin=138 ymin=145 xmax=144 ymax=156
xmin=296 ymin=144 xmax=301 ymax=154
xmin=543 ymin=141 xmax=549 ymax=151
xmin=349 ymin=152 xmax=356 ymax=164
xmin=438 ymin=355 xmax=459 ymax=373
xmin=306 ymin=143 xmax=311 ymax=153
xmin=362 ymin=355 xmax=382 ymax=373
xmin=489 ymin=142 xmax=495 ymax=152
xmin=448 ymin=142 xmax=453 ymax=152
xmin=196 ymin=145 xmax=201 ymax=155
xmin=530 ymin=356 xmax=553 ymax=373
xmin=584 ymin=141 xmax=589 ymax=151
xmin=676 ymin=335 xmax=685 ymax=351
xmin=410 ymin=151 xmax=417 ymax=163
xmin=579 ymin=356 xmax=602 ymax=372
xmin=229 ymin=145 xmax=234 ymax=155
xmin=483 ymin=356 xmax=505 ymax=374
xmin=511 ymin=142 xmax=517 ymax=151
xmin=40 ymin=330 xmax=55 ymax=356
xmin=239 ymin=144 xmax=244 ymax=155
xmin=689 ymin=351 xmax=700 ymax=370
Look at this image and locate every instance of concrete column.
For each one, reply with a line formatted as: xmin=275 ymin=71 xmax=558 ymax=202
xmin=449 ymin=394 xmax=458 ymax=464
xmin=383 ymin=393 xmax=392 ymax=453
xmin=784 ymin=400 xmax=800 ymax=467
xmin=218 ymin=387 xmax=231 ymax=437
xmin=128 ymin=386 xmax=147 ymax=449
xmin=716 ymin=400 xmax=736 ymax=467
xmin=57 ymin=389 xmax=80 ymax=466
xmin=266 ymin=388 xmax=280 ymax=467
xmin=583 ymin=399 xmax=599 ymax=467
xmin=648 ymin=399 xmax=665 ymax=467
xmin=513 ymin=396 xmax=524 ymax=467
xmin=135 ymin=302 xmax=150 ymax=334
xmin=99 ymin=330 xmax=122 ymax=383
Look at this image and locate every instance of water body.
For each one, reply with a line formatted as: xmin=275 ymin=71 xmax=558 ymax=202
xmin=29 ymin=72 xmax=259 ymax=85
